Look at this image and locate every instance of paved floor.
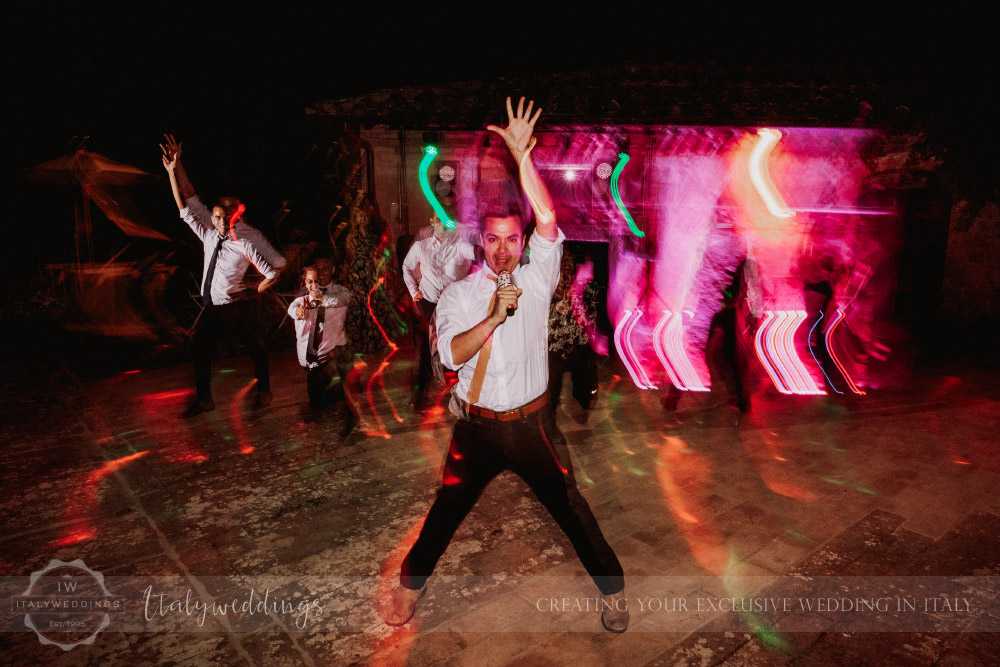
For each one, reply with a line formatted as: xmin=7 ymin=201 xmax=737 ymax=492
xmin=2 ymin=336 xmax=999 ymax=666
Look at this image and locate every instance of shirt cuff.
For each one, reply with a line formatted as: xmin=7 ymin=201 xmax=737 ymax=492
xmin=437 ymin=333 xmax=457 ymax=369
xmin=529 ymin=227 xmax=565 ymax=251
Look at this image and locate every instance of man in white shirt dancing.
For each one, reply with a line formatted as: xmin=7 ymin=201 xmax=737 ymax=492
xmin=288 ymin=265 xmax=357 ymax=435
xmin=161 ymin=135 xmax=283 ymax=417
xmin=402 ymin=214 xmax=476 ymax=410
xmin=385 ymin=98 xmax=627 ymax=632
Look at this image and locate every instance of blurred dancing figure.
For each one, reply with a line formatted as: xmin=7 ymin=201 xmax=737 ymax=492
xmin=675 ymin=196 xmax=754 ymax=413
xmin=401 ymin=214 xmax=476 ymax=411
xmin=160 ymin=135 xmax=282 ymax=417
xmin=385 ymin=97 xmax=627 ymax=633
xmin=548 ymin=250 xmax=602 ymax=416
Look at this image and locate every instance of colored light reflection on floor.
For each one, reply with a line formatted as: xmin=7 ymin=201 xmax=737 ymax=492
xmin=140 ymin=388 xmax=194 ymax=403
xmin=655 ymin=435 xmax=728 ymax=574
xmin=229 ymin=380 xmax=257 ymax=455
xmin=53 ymin=450 xmax=150 ymax=547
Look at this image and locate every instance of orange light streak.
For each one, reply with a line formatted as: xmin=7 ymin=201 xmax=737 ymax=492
xmin=655 ymin=436 xmax=728 ymax=574
xmin=53 ymin=450 xmax=150 ymax=548
xmin=749 ymin=129 xmax=795 ymax=219
xmin=229 ymin=380 xmax=257 ymax=455
xmin=825 ymin=309 xmax=866 ymax=395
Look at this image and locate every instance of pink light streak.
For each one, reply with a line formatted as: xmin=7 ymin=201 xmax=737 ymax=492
xmin=613 ymin=310 xmax=657 ymax=390
xmin=749 ymin=129 xmax=795 ymax=219
xmin=626 ymin=310 xmax=658 ymax=389
xmin=825 ymin=309 xmax=867 ymax=395
xmin=776 ymin=311 xmax=821 ymax=394
xmin=653 ymin=311 xmax=709 ymax=392
xmin=754 ymin=311 xmax=826 ymax=395
xmin=653 ymin=311 xmax=686 ymax=389
xmin=755 ymin=311 xmax=792 ymax=394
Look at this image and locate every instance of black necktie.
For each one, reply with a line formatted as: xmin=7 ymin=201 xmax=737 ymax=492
xmin=307 ymin=303 xmax=326 ymax=364
xmin=202 ymin=236 xmax=224 ymax=306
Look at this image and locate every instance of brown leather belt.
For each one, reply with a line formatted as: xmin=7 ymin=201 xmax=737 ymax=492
xmin=463 ymin=393 xmax=549 ymax=422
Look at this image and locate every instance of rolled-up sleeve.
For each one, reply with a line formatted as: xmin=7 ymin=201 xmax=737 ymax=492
xmin=402 ymin=243 xmax=422 ymax=298
xmin=243 ymin=242 xmax=278 ymax=281
xmin=327 ymin=286 xmax=352 ymax=308
xmin=238 ymin=224 xmax=287 ymax=271
xmin=434 ymin=282 xmax=470 ymax=370
xmin=520 ymin=227 xmax=565 ymax=296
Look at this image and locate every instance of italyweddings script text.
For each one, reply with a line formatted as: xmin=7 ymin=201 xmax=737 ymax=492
xmin=143 ymin=585 xmax=323 ymax=629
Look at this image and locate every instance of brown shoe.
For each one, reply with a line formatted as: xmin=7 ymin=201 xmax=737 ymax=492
xmin=601 ymin=591 xmax=629 ymax=633
xmin=384 ymin=585 xmax=426 ymax=627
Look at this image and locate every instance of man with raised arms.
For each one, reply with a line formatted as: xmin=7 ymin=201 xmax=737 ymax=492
xmin=384 ymin=97 xmax=628 ymax=633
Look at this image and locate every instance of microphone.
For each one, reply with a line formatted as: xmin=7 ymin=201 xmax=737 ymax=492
xmin=496 ymin=270 xmax=516 ymax=317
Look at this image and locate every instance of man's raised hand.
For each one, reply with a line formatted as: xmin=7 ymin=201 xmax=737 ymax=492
xmin=160 ymin=134 xmax=183 ymax=162
xmin=487 ymin=96 xmax=542 ymax=164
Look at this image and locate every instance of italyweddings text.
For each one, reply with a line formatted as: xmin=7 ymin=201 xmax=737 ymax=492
xmin=142 ymin=585 xmax=323 ymax=629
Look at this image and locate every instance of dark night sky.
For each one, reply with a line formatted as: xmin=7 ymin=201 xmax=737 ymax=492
xmin=5 ymin=5 xmax=987 ymax=275
xmin=10 ymin=4 xmax=981 ymax=169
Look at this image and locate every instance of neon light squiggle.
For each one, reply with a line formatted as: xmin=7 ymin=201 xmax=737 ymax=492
xmin=755 ymin=311 xmax=791 ymax=394
xmin=779 ymin=311 xmax=813 ymax=393
xmin=749 ymin=129 xmax=795 ymax=219
xmin=769 ymin=311 xmax=800 ymax=391
xmin=610 ymin=153 xmax=644 ymax=237
xmin=613 ymin=310 xmax=656 ymax=389
xmin=653 ymin=311 xmax=686 ymax=390
xmin=653 ymin=311 xmax=710 ymax=392
xmin=418 ymin=146 xmax=455 ymax=229
xmin=754 ymin=311 xmax=825 ymax=395
xmin=825 ymin=309 xmax=866 ymax=395
xmin=808 ymin=311 xmax=843 ymax=394
xmin=367 ymin=278 xmax=398 ymax=351
xmin=625 ymin=309 xmax=658 ymax=389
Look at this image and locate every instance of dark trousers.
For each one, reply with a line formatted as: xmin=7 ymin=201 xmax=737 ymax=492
xmin=412 ymin=299 xmax=437 ymax=391
xmin=549 ymin=347 xmax=599 ymax=410
xmin=709 ymin=305 xmax=750 ymax=410
xmin=400 ymin=404 xmax=624 ymax=595
xmin=804 ymin=282 xmax=835 ymax=376
xmin=306 ymin=346 xmax=353 ymax=411
xmin=192 ymin=300 xmax=269 ymax=401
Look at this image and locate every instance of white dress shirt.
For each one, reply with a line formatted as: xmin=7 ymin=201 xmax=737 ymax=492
xmin=402 ymin=234 xmax=476 ymax=304
xmin=436 ymin=229 xmax=564 ymax=411
xmin=287 ymin=286 xmax=351 ymax=368
xmin=180 ymin=196 xmax=280 ymax=305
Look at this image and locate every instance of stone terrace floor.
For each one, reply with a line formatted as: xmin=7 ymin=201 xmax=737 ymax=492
xmin=2 ymin=337 xmax=999 ymax=666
